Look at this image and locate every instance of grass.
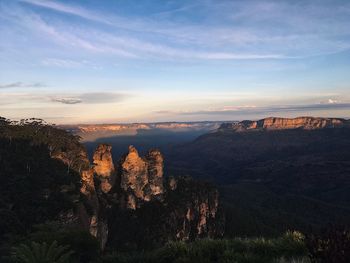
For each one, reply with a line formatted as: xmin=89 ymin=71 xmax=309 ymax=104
xmin=101 ymin=231 xmax=308 ymax=263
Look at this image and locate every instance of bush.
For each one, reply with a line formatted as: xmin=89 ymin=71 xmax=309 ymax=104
xmin=26 ymin=223 xmax=100 ymax=262
xmin=11 ymin=241 xmax=73 ymax=263
xmin=101 ymin=234 xmax=308 ymax=263
xmin=305 ymin=226 xmax=350 ymax=263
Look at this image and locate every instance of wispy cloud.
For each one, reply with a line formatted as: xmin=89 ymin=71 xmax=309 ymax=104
xmin=11 ymin=10 xmax=282 ymax=60
xmin=0 ymin=82 xmax=46 ymax=89
xmin=51 ymin=92 xmax=128 ymax=105
xmin=1 ymin=0 xmax=350 ymax=123
xmin=42 ymin=58 xmax=85 ymax=68
xmin=7 ymin=0 xmax=346 ymax=60
xmin=51 ymin=97 xmax=82 ymax=104
xmin=0 ymin=92 xmax=128 ymax=106
xmin=20 ymin=0 xmax=111 ymax=24
xmin=161 ymin=103 xmax=350 ymax=116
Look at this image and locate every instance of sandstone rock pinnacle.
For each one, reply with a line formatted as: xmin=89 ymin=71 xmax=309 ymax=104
xmin=120 ymin=145 xmax=164 ymax=209
xmin=93 ymin=144 xmax=116 ymax=193
xmin=146 ymin=149 xmax=164 ymax=196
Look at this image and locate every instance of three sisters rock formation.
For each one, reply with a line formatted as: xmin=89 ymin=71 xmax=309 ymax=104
xmin=79 ymin=144 xmax=223 ymax=249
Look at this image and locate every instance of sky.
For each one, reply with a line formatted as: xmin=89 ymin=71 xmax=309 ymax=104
xmin=1 ymin=0 xmax=350 ymax=124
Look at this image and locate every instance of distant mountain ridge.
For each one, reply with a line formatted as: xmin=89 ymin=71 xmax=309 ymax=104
xmin=61 ymin=121 xmax=222 ymax=142
xmin=167 ymin=116 xmax=350 ymax=236
xmin=219 ymin=117 xmax=349 ymax=132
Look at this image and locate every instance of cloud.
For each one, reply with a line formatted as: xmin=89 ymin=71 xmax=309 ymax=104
xmin=41 ymin=58 xmax=85 ymax=68
xmin=51 ymin=92 xmax=127 ymax=105
xmin=11 ymin=0 xmax=349 ymax=60
xmin=20 ymin=0 xmax=110 ymax=24
xmin=164 ymin=103 xmax=350 ymax=116
xmin=51 ymin=97 xmax=82 ymax=104
xmin=0 ymin=82 xmax=46 ymax=89
xmin=79 ymin=93 xmax=127 ymax=104
xmin=320 ymin=98 xmax=340 ymax=104
xmin=0 ymin=82 xmax=23 ymax=89
xmin=13 ymin=12 xmax=282 ymax=60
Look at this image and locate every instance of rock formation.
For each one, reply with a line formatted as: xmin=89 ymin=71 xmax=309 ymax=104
xmin=0 ymin=119 xmax=223 ymax=252
xmin=119 ymin=146 xmax=149 ymax=208
xmin=93 ymin=144 xmax=116 ymax=193
xmin=80 ymin=144 xmax=117 ymax=249
xmin=80 ymin=168 xmax=103 ymax=247
xmin=119 ymin=146 xmax=164 ymax=209
xmin=146 ymin=149 xmax=164 ymax=196
xmin=80 ymin=169 xmax=95 ymax=197
xmin=220 ymin=117 xmax=348 ymax=132
xmin=167 ymin=177 xmax=222 ymax=241
xmin=79 ymin=144 xmax=223 ymax=250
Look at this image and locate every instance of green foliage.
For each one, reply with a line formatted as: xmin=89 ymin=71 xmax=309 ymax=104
xmin=305 ymin=226 xmax=350 ymax=263
xmin=101 ymin=233 xmax=308 ymax=263
xmin=28 ymin=223 xmax=100 ymax=262
xmin=0 ymin=118 xmax=89 ymax=257
xmin=11 ymin=241 xmax=73 ymax=263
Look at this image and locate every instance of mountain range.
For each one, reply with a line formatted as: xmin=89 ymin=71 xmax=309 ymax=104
xmin=2 ymin=116 xmax=350 ymax=258
xmin=167 ymin=117 xmax=350 ymax=236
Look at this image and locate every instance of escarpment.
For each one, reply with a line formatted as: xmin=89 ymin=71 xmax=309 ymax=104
xmin=0 ymin=120 xmax=224 ymax=250
xmin=79 ymin=144 xmax=223 ymax=250
xmin=219 ymin=117 xmax=349 ymax=132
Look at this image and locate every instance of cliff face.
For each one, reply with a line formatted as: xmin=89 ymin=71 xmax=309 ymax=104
xmin=80 ymin=144 xmax=223 ymax=250
xmin=119 ymin=146 xmax=164 ymax=209
xmin=106 ymin=176 xmax=223 ymax=249
xmin=166 ymin=177 xmax=222 ymax=241
xmin=146 ymin=149 xmax=164 ymax=196
xmin=93 ymin=144 xmax=116 ymax=193
xmin=60 ymin=122 xmax=221 ymax=142
xmin=120 ymin=146 xmax=149 ymax=208
xmin=220 ymin=117 xmax=348 ymax=132
xmin=80 ymin=169 xmax=96 ymax=198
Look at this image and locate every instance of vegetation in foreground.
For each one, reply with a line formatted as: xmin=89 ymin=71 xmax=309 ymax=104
xmin=102 ymin=231 xmax=307 ymax=263
xmin=6 ymin=230 xmax=307 ymax=263
xmin=1 ymin=118 xmax=349 ymax=262
xmin=7 ymin=227 xmax=350 ymax=263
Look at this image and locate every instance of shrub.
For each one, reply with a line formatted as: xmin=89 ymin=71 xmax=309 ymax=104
xmin=11 ymin=241 xmax=73 ymax=263
xmin=305 ymin=226 xmax=350 ymax=263
xmin=101 ymin=234 xmax=308 ymax=263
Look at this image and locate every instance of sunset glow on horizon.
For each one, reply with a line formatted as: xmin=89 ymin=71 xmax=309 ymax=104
xmin=1 ymin=0 xmax=350 ymax=124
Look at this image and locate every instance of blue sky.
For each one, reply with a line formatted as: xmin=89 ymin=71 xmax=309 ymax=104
xmin=0 ymin=0 xmax=350 ymax=124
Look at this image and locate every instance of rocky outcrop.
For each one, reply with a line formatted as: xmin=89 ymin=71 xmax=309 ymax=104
xmin=0 ymin=119 xmax=223 ymax=251
xmin=119 ymin=146 xmax=164 ymax=209
xmin=80 ymin=168 xmax=103 ymax=246
xmin=93 ymin=144 xmax=116 ymax=193
xmin=167 ymin=177 xmax=223 ymax=241
xmin=120 ymin=146 xmax=149 ymax=207
xmin=79 ymin=144 xmax=223 ymax=250
xmin=80 ymin=169 xmax=96 ymax=197
xmin=78 ymin=142 xmax=224 ymax=250
xmin=106 ymin=176 xmax=224 ymax=249
xmin=80 ymin=144 xmax=116 ymax=250
xmin=220 ymin=117 xmax=348 ymax=132
xmin=146 ymin=149 xmax=164 ymax=196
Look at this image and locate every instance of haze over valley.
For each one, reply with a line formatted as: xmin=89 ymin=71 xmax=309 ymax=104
xmin=1 ymin=0 xmax=350 ymax=262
